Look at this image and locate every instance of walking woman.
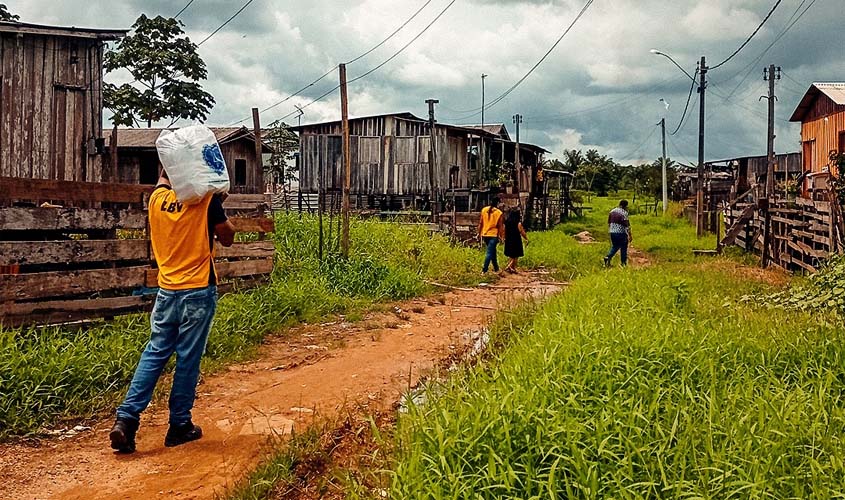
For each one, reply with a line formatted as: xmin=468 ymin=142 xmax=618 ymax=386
xmin=504 ymin=210 xmax=529 ymax=273
xmin=477 ymin=196 xmax=504 ymax=274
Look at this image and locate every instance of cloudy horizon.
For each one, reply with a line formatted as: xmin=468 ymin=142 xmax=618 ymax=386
xmin=10 ymin=0 xmax=843 ymax=164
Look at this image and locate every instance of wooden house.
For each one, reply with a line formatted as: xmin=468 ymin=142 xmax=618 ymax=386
xmin=103 ymin=126 xmax=271 ymax=193
xmin=789 ymin=83 xmax=845 ymax=173
xmin=293 ymin=113 xmax=547 ymax=214
xmin=0 ymin=21 xmax=126 ymax=182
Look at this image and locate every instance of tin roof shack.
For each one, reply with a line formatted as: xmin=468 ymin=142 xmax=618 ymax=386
xmin=0 ymin=22 xmax=126 ymax=182
xmin=789 ymin=83 xmax=845 ymax=175
xmin=292 ymin=112 xmax=505 ymax=212
xmin=103 ymin=126 xmax=271 ymax=193
xmin=712 ymin=153 xmax=801 ymax=198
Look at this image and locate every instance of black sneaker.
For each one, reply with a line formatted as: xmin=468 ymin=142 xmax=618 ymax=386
xmin=164 ymin=422 xmax=203 ymax=447
xmin=109 ymin=418 xmax=139 ymax=454
xmin=603 ymin=257 xmax=610 ymax=267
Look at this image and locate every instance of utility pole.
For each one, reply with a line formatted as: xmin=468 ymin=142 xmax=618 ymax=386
xmin=481 ymin=74 xmax=487 ymax=128
xmin=660 ymin=117 xmax=668 ymax=213
xmin=761 ymin=64 xmax=781 ymax=268
xmin=426 ymin=99 xmax=439 ymax=221
xmin=513 ymin=114 xmax=522 ymax=192
xmin=339 ymin=64 xmax=351 ymax=258
xmin=696 ymin=56 xmax=707 ymax=237
xmin=251 ymin=107 xmax=263 ymax=197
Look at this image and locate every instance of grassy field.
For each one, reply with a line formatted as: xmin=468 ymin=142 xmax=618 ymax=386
xmin=0 ymin=213 xmax=481 ymax=439
xmin=390 ymin=201 xmax=845 ymax=498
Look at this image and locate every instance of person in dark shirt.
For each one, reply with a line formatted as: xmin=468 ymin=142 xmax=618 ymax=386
xmin=604 ymin=200 xmax=631 ymax=267
xmin=503 ymin=210 xmax=529 ymax=273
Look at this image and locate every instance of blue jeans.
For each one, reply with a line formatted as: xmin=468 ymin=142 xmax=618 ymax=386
xmin=606 ymin=232 xmax=628 ymax=266
xmin=117 ymin=285 xmax=218 ymax=426
xmin=482 ymin=236 xmax=499 ymax=272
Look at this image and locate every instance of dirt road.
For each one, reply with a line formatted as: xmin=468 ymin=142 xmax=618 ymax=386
xmin=0 ymin=272 xmax=561 ymax=500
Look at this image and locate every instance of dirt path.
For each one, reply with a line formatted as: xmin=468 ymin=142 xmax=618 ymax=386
xmin=0 ymin=272 xmax=561 ymax=500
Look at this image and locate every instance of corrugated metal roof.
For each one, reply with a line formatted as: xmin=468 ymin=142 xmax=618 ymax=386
xmin=463 ymin=124 xmax=511 ymax=141
xmin=290 ymin=112 xmax=426 ymax=131
xmin=102 ymin=126 xmax=271 ymax=151
xmin=789 ymin=82 xmax=845 ymax=122
xmin=0 ymin=21 xmax=126 ymax=40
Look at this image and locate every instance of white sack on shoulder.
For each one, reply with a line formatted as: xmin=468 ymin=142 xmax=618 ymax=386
xmin=155 ymin=125 xmax=230 ymax=204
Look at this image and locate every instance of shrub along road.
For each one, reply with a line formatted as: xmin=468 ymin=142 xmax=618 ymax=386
xmin=0 ymin=272 xmax=562 ymax=500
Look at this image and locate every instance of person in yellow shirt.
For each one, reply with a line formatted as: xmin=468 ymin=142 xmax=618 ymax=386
xmin=110 ymin=169 xmax=235 ymax=454
xmin=477 ymin=196 xmax=505 ymax=274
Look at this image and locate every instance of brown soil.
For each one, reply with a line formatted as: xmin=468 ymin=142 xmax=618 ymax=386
xmin=0 ymin=272 xmax=561 ymax=500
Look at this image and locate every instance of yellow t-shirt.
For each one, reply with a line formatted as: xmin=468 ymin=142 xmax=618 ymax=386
xmin=149 ymin=186 xmax=221 ymax=290
xmin=480 ymin=206 xmax=503 ymax=237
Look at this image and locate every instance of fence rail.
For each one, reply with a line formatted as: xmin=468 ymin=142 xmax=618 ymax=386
xmin=0 ymin=177 xmax=275 ymax=327
xmin=724 ymin=196 xmax=841 ymax=272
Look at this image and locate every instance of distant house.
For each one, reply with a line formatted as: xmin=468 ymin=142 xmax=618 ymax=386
xmin=292 ymin=112 xmax=548 ymax=213
xmin=103 ymin=127 xmax=271 ymax=194
xmin=0 ymin=21 xmax=126 ymax=182
xmin=789 ymin=83 xmax=845 ymax=173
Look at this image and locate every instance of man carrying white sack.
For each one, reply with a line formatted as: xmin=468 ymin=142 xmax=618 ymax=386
xmin=109 ymin=165 xmax=235 ymax=454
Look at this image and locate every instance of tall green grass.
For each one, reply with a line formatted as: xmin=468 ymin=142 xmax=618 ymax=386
xmin=392 ymin=265 xmax=845 ymax=498
xmin=0 ymin=214 xmax=481 ymax=438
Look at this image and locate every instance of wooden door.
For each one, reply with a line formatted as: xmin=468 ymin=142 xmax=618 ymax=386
xmin=51 ymin=87 xmax=86 ymax=181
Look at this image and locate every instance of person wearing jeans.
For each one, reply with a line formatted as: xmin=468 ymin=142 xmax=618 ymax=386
xmin=478 ymin=196 xmax=505 ymax=273
xmin=110 ymin=170 xmax=234 ymax=454
xmin=604 ymin=200 xmax=631 ymax=267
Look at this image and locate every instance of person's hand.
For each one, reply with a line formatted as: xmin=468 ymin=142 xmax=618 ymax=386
xmin=628 ymin=234 xmax=633 ymax=243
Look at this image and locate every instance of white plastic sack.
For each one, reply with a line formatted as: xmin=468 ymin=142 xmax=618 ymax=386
xmin=155 ymin=125 xmax=230 ymax=204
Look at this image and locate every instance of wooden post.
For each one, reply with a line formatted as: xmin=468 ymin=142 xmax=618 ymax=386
xmin=340 ymin=64 xmax=352 ymax=258
xmin=109 ymin=123 xmax=119 ymax=183
xmin=251 ymin=108 xmax=262 ymax=194
xmin=426 ymin=99 xmax=439 ymax=222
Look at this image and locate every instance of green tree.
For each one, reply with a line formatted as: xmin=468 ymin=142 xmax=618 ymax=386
xmin=103 ymin=14 xmax=214 ymax=127
xmin=0 ymin=4 xmax=19 ymax=21
xmin=264 ymin=120 xmax=299 ymax=187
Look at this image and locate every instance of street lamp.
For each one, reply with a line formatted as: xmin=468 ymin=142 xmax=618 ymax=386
xmin=651 ymin=48 xmax=707 ymax=237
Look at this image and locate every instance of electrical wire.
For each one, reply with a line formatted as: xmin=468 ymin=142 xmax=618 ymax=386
xmin=670 ymin=68 xmax=699 ymax=135
xmin=228 ymin=0 xmax=440 ymax=126
xmin=447 ymin=0 xmax=596 ymax=121
xmin=196 ymin=0 xmax=256 ymax=46
xmin=719 ymin=0 xmax=817 ymax=101
xmin=710 ymin=0 xmax=783 ymax=70
xmin=271 ymin=0 xmax=459 ymax=123
xmin=616 ymin=125 xmax=658 ymax=162
xmin=346 ymin=0 xmax=434 ymax=65
xmin=173 ymin=0 xmax=196 ymax=18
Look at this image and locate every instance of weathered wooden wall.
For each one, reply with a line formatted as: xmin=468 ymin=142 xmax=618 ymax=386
xmin=299 ymin=116 xmax=470 ymax=196
xmin=800 ymin=95 xmax=845 ymax=172
xmin=0 ymin=32 xmax=104 ymax=182
xmin=221 ymin=137 xmax=263 ymax=194
xmin=0 ymin=177 xmax=275 ymax=327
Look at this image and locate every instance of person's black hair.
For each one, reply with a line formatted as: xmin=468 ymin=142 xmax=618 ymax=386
xmin=507 ymin=209 xmax=521 ymax=224
xmin=619 ymin=199 xmax=628 ymax=208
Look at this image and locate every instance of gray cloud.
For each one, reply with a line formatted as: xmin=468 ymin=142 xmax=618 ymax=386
xmin=10 ymin=0 xmax=841 ymax=163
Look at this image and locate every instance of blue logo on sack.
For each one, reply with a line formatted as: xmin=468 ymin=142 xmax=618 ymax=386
xmin=202 ymin=144 xmax=226 ymax=175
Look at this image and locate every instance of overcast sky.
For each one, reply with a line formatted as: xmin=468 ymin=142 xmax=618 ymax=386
xmin=11 ymin=0 xmax=843 ymax=164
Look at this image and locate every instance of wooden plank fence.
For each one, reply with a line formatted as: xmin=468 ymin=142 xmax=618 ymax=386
xmin=724 ymin=196 xmax=841 ymax=272
xmin=0 ymin=177 xmax=275 ymax=327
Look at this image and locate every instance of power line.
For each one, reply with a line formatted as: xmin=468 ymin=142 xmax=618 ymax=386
xmin=710 ymin=0 xmax=783 ymax=70
xmin=448 ymin=0 xmax=596 ymax=121
xmin=719 ymin=0 xmax=817 ymax=101
xmin=346 ymin=0 xmax=435 ymax=65
xmin=616 ymin=124 xmax=658 ymax=162
xmin=173 ymin=0 xmax=196 ymax=18
xmin=271 ymin=0 xmax=459 ymax=124
xmin=670 ymin=68 xmax=699 ymax=135
xmin=196 ymin=0 xmax=257 ymax=47
xmin=228 ymin=0 xmax=440 ymax=126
